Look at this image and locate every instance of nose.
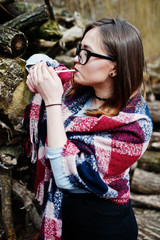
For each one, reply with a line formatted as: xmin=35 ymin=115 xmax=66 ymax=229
xmin=74 ymin=55 xmax=79 ymax=63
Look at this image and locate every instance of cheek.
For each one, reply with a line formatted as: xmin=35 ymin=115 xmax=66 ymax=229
xmin=74 ymin=60 xmax=110 ymax=85
xmin=84 ymin=61 xmax=109 ymax=81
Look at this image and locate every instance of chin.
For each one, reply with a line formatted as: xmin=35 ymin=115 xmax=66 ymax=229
xmin=74 ymin=76 xmax=82 ymax=84
xmin=75 ymin=80 xmax=86 ymax=86
xmin=74 ymin=75 xmax=90 ymax=86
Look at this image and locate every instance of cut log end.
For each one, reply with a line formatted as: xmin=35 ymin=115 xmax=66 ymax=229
xmin=0 ymin=26 xmax=27 ymax=57
xmin=11 ymin=34 xmax=27 ymax=57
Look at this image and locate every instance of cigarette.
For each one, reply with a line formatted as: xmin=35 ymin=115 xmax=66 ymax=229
xmin=55 ymin=69 xmax=76 ymax=73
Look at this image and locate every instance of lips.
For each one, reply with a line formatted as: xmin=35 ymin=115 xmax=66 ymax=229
xmin=74 ymin=68 xmax=78 ymax=73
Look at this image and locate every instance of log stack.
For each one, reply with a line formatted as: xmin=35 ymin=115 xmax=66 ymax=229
xmin=130 ymin=57 xmax=160 ymax=239
xmin=0 ymin=1 xmax=160 ymax=239
xmin=131 ymin=58 xmax=160 ymax=238
xmin=0 ymin=1 xmax=84 ymax=239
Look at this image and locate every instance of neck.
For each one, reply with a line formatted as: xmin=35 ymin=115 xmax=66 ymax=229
xmin=93 ymin=80 xmax=113 ymax=103
xmin=94 ymin=94 xmax=109 ymax=101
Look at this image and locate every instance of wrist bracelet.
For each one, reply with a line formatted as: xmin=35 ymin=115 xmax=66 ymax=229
xmin=45 ymin=103 xmax=62 ymax=107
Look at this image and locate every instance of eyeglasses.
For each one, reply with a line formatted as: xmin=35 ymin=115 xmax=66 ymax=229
xmin=76 ymin=44 xmax=115 ymax=65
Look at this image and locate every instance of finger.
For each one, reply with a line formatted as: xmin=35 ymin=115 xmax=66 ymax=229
xmin=28 ymin=69 xmax=36 ymax=88
xmin=30 ymin=63 xmax=40 ymax=83
xmin=27 ymin=73 xmax=36 ymax=89
xmin=26 ymin=78 xmax=38 ymax=93
xmin=45 ymin=63 xmax=61 ymax=84
xmin=39 ymin=61 xmax=56 ymax=83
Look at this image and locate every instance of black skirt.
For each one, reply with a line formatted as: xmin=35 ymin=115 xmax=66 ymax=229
xmin=61 ymin=192 xmax=138 ymax=240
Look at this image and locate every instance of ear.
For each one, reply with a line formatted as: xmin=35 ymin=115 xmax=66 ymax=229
xmin=109 ymin=62 xmax=117 ymax=77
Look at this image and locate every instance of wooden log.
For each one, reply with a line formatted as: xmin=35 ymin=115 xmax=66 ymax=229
xmin=0 ymin=145 xmax=23 ymax=169
xmin=0 ymin=0 xmax=23 ymax=18
xmin=0 ymin=167 xmax=17 ymax=239
xmin=0 ymin=25 xmax=27 ymax=57
xmin=44 ymin=0 xmax=55 ymax=21
xmin=27 ymin=19 xmax=62 ymax=41
xmin=1 ymin=0 xmax=32 ymax=17
xmin=33 ymin=39 xmax=56 ymax=50
xmin=4 ymin=4 xmax=49 ymax=31
xmin=47 ymin=24 xmax=84 ymax=58
xmin=56 ymin=14 xmax=75 ymax=29
xmin=0 ymin=1 xmax=16 ymax=24
xmin=138 ymin=150 xmax=160 ymax=173
xmin=148 ymin=131 xmax=160 ymax=150
xmin=147 ymin=59 xmax=160 ymax=80
xmin=134 ymin=208 xmax=160 ymax=240
xmin=131 ymin=192 xmax=160 ymax=210
xmin=59 ymin=25 xmax=84 ymax=47
xmin=0 ymin=57 xmax=33 ymax=125
xmin=0 ymin=0 xmax=13 ymax=4
xmin=147 ymin=100 xmax=160 ymax=123
xmin=0 ymin=121 xmax=12 ymax=146
xmin=12 ymin=179 xmax=41 ymax=231
xmin=131 ymin=168 xmax=160 ymax=194
xmin=152 ymin=83 xmax=160 ymax=98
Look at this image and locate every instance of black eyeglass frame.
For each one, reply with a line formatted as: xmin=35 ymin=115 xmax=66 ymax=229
xmin=76 ymin=44 xmax=115 ymax=65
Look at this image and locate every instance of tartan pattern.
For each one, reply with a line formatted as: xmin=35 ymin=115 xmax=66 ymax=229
xmin=23 ymin=66 xmax=153 ymax=239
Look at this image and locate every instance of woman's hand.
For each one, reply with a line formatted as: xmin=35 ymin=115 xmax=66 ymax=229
xmin=26 ymin=61 xmax=63 ymax=104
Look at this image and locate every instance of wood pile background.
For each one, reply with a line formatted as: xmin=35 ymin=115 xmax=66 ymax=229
xmin=0 ymin=0 xmax=160 ymax=239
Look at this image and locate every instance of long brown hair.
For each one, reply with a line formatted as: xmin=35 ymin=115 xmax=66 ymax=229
xmin=67 ymin=18 xmax=145 ymax=116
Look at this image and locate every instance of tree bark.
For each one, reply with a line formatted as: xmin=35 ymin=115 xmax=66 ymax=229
xmin=4 ymin=4 xmax=49 ymax=31
xmin=0 ymin=25 xmax=27 ymax=57
xmin=0 ymin=57 xmax=33 ymax=125
xmin=0 ymin=167 xmax=17 ymax=240
xmin=131 ymin=168 xmax=160 ymax=194
xmin=27 ymin=19 xmax=62 ymax=41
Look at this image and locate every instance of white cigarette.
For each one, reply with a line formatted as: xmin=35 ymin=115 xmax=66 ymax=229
xmin=55 ymin=69 xmax=76 ymax=73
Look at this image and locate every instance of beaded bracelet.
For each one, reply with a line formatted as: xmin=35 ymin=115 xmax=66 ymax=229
xmin=45 ymin=103 xmax=62 ymax=107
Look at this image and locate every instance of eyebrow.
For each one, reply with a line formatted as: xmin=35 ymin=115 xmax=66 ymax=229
xmin=81 ymin=44 xmax=92 ymax=51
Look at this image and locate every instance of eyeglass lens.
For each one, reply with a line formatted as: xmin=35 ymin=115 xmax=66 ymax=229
xmin=78 ymin=49 xmax=88 ymax=65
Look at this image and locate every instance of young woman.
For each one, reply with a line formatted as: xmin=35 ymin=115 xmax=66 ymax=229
xmin=24 ymin=18 xmax=153 ymax=240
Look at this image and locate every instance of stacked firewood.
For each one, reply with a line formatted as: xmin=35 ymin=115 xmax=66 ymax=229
xmin=0 ymin=1 xmax=85 ymax=239
xmin=0 ymin=1 xmax=159 ymax=239
xmin=130 ymin=58 xmax=160 ymax=239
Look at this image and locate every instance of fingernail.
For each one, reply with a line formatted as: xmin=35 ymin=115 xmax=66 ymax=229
xmin=52 ymin=63 xmax=57 ymax=69
xmin=46 ymin=61 xmax=51 ymax=67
